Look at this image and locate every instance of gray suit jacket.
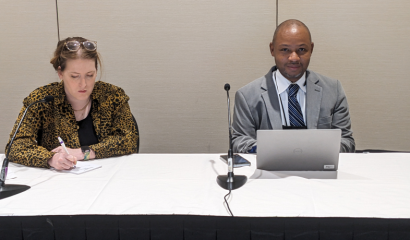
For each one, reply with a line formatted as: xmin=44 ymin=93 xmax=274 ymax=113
xmin=232 ymin=66 xmax=355 ymax=153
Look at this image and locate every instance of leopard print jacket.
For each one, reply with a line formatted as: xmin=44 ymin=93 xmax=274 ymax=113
xmin=5 ymin=81 xmax=139 ymax=168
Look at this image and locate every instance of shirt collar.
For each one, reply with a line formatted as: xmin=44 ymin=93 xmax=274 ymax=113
xmin=273 ymin=70 xmax=306 ymax=94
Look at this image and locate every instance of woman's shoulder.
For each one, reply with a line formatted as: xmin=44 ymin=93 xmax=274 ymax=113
xmin=93 ymin=81 xmax=130 ymax=103
xmin=23 ymin=82 xmax=60 ymax=105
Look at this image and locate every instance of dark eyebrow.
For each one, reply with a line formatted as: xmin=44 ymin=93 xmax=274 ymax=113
xmin=278 ymin=43 xmax=309 ymax=46
xmin=69 ymin=71 xmax=95 ymax=74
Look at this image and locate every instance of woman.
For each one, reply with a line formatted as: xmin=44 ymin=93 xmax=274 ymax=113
xmin=5 ymin=37 xmax=139 ymax=170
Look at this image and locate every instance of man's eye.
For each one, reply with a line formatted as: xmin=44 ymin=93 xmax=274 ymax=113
xmin=87 ymin=75 xmax=94 ymax=78
xmin=280 ymin=48 xmax=289 ymax=52
xmin=299 ymin=48 xmax=306 ymax=52
xmin=71 ymin=75 xmax=79 ymax=78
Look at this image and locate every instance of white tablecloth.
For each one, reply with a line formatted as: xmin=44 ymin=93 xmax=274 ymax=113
xmin=1 ymin=153 xmax=409 ymax=218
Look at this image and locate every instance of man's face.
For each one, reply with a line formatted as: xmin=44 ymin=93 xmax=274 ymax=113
xmin=269 ymin=25 xmax=314 ymax=83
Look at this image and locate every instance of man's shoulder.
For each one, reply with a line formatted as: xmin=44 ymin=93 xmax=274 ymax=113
xmin=238 ymin=66 xmax=279 ymax=94
xmin=307 ymin=69 xmax=340 ymax=88
xmin=235 ymin=67 xmax=276 ymax=104
xmin=237 ymin=75 xmax=267 ymax=95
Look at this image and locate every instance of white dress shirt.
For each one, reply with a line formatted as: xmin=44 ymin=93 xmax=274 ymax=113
xmin=272 ymin=70 xmax=307 ymax=126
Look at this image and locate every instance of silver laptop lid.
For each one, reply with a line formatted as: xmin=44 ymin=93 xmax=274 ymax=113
xmin=256 ymin=129 xmax=341 ymax=171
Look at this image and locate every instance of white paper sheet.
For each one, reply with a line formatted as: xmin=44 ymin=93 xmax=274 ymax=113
xmin=57 ymin=161 xmax=102 ymax=174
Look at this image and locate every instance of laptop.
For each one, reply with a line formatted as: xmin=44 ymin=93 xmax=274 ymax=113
xmin=256 ymin=129 xmax=341 ymax=171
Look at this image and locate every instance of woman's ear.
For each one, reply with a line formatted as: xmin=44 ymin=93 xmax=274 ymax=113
xmin=57 ymin=66 xmax=63 ymax=80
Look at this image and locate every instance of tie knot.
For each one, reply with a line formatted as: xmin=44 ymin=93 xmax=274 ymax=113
xmin=288 ymin=84 xmax=299 ymax=97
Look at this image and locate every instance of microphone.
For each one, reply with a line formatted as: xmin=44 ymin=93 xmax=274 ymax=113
xmin=43 ymin=95 xmax=54 ymax=103
xmin=0 ymin=95 xmax=54 ymax=199
xmin=217 ymin=84 xmax=247 ymax=190
xmin=224 ymin=83 xmax=230 ymax=91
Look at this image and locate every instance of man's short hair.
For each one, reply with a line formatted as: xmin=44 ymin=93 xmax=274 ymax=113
xmin=272 ymin=19 xmax=312 ymax=44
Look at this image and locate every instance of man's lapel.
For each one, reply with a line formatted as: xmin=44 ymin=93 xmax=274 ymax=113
xmin=261 ymin=67 xmax=283 ymax=129
xmin=305 ymin=70 xmax=322 ymax=129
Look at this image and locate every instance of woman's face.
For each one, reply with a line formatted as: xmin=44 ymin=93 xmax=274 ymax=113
xmin=58 ymin=58 xmax=97 ymax=102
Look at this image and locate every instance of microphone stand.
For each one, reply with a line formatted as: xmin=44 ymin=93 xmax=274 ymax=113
xmin=0 ymin=96 xmax=53 ymax=199
xmin=217 ymin=84 xmax=247 ymax=190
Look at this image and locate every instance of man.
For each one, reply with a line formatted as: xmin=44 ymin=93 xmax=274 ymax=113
xmin=232 ymin=19 xmax=355 ymax=153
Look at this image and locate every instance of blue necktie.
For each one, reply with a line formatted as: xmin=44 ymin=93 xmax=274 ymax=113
xmin=288 ymin=84 xmax=305 ymax=127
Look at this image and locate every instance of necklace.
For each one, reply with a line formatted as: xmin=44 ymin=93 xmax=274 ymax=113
xmin=73 ymin=98 xmax=91 ymax=112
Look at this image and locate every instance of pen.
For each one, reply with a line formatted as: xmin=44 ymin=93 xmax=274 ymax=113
xmin=58 ymin=136 xmax=76 ymax=168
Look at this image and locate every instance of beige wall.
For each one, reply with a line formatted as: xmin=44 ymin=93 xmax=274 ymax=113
xmin=1 ymin=0 xmax=409 ymax=153
xmin=280 ymin=0 xmax=410 ymax=150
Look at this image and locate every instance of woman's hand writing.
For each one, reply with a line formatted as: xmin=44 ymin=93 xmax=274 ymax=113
xmin=51 ymin=146 xmax=96 ymax=161
xmin=47 ymin=152 xmax=77 ymax=170
xmin=51 ymin=146 xmax=83 ymax=161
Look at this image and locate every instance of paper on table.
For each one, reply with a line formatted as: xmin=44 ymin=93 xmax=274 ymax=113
xmin=58 ymin=161 xmax=101 ymax=174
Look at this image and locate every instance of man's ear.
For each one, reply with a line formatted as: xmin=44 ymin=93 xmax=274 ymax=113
xmin=269 ymin=42 xmax=275 ymax=57
xmin=310 ymin=42 xmax=314 ymax=54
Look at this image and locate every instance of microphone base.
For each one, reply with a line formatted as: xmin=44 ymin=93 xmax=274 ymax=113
xmin=217 ymin=175 xmax=247 ymax=190
xmin=0 ymin=184 xmax=30 ymax=200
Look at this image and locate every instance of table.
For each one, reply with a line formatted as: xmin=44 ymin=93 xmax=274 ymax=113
xmin=0 ymin=153 xmax=409 ymax=239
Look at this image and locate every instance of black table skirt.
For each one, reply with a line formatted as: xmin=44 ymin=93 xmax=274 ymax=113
xmin=0 ymin=215 xmax=409 ymax=240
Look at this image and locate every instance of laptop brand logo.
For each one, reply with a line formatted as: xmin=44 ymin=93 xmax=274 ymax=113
xmin=293 ymin=148 xmax=303 ymax=154
xmin=324 ymin=165 xmax=334 ymax=169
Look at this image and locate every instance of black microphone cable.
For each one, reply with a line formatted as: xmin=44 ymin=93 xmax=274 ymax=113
xmin=276 ymin=0 xmax=278 ymax=28
xmin=224 ymin=190 xmax=234 ymax=217
xmin=55 ymin=0 xmax=60 ymax=41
